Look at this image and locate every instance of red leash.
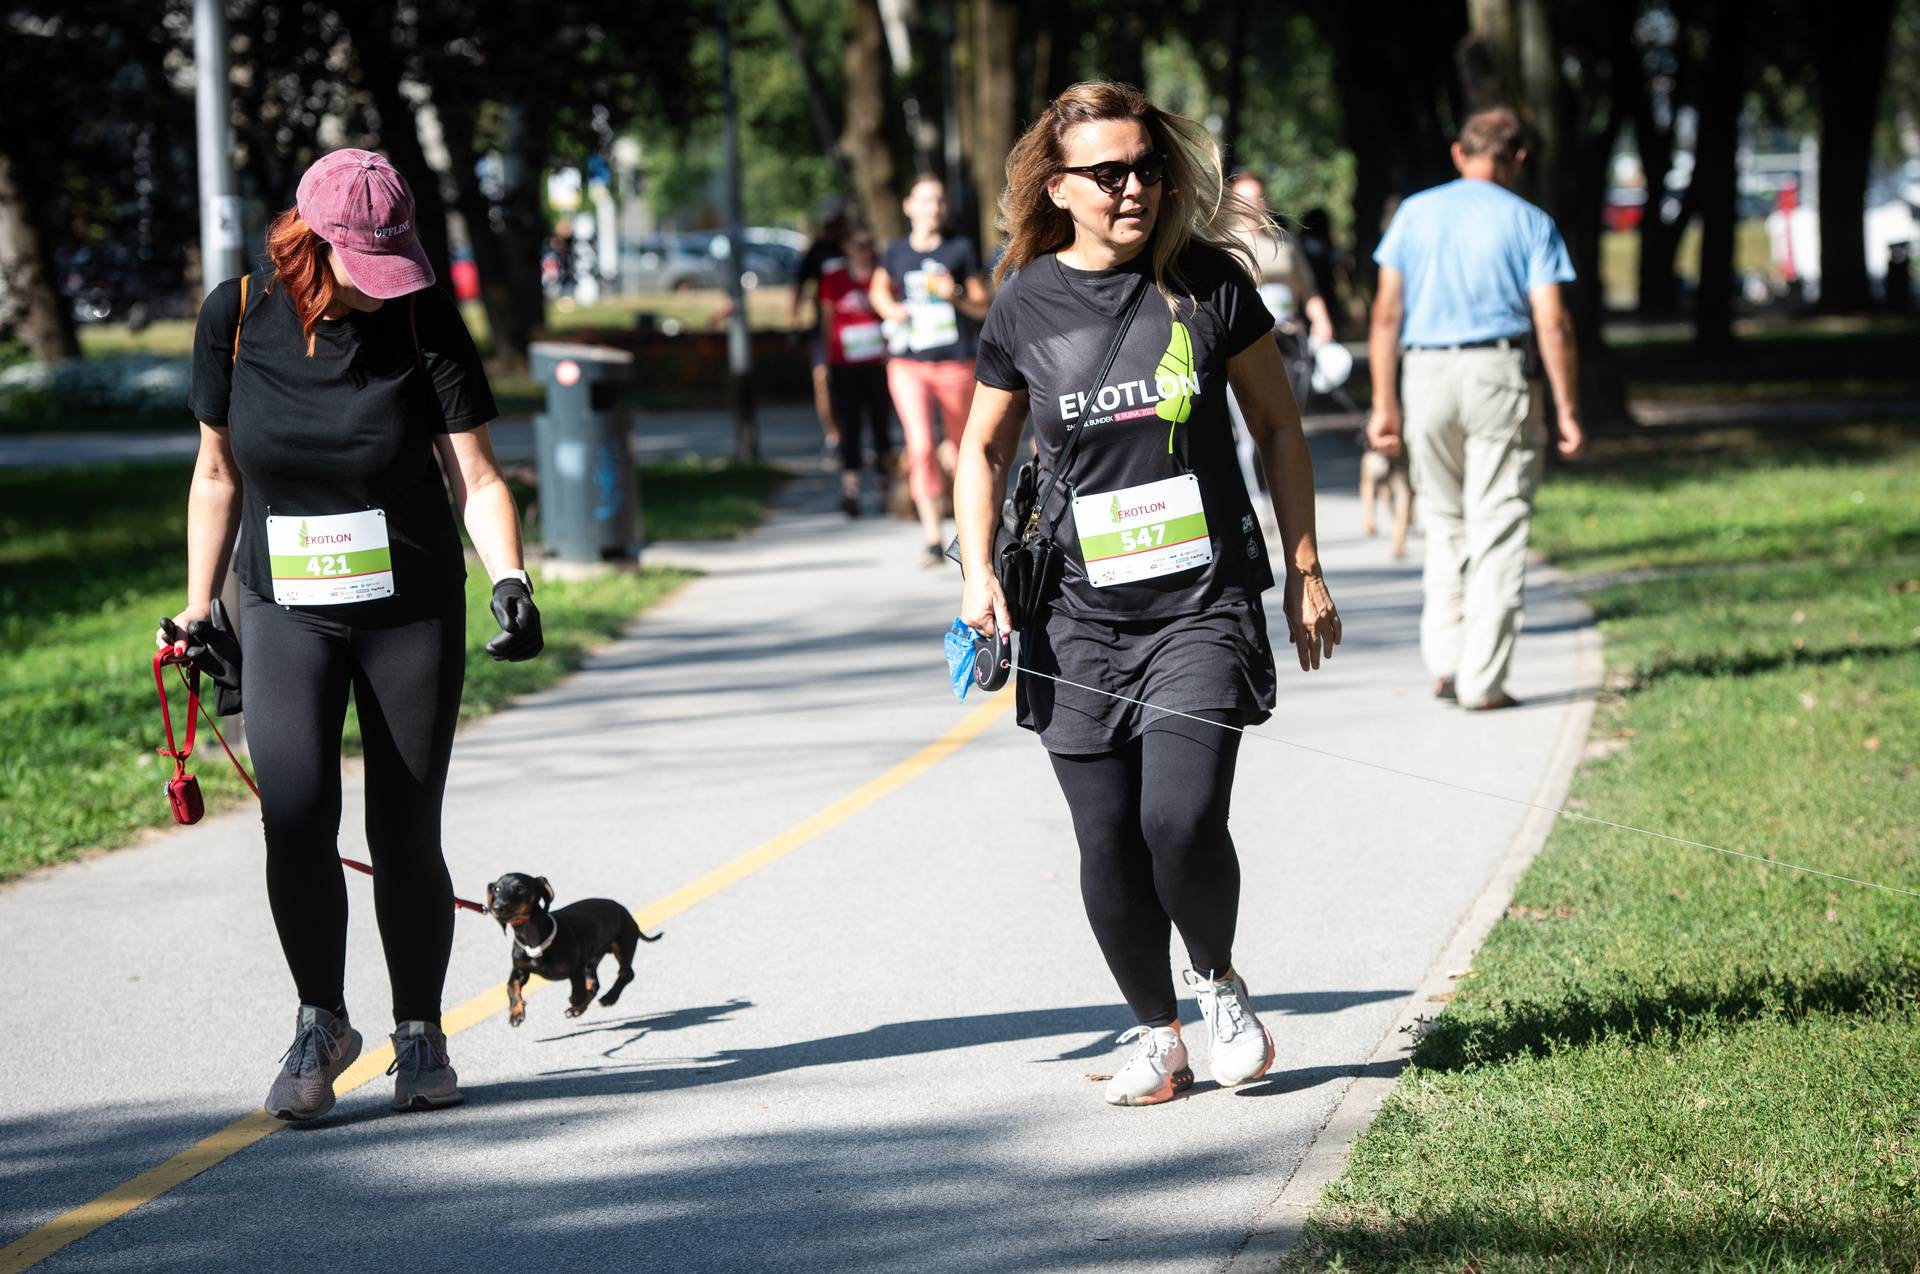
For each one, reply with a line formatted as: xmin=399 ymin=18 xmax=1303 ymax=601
xmin=153 ymin=648 xmax=488 ymax=914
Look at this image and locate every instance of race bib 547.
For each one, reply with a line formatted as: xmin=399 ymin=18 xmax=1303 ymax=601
xmin=1071 ymin=473 xmax=1212 ymax=588
xmin=265 ymin=509 xmax=396 ymax=605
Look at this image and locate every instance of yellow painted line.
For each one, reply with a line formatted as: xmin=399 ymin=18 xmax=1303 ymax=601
xmin=0 ymin=693 xmax=1012 ymax=1273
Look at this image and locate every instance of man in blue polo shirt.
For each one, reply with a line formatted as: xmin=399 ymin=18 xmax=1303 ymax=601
xmin=1366 ymin=107 xmax=1585 ymax=711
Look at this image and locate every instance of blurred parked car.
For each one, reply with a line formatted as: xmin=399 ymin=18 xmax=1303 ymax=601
xmin=623 ymin=236 xmax=727 ymax=291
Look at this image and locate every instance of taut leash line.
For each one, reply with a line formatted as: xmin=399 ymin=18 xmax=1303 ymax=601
xmin=1014 ymin=665 xmax=1920 ymax=902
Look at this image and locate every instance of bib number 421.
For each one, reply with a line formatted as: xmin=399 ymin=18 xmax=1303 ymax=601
xmin=306 ymin=554 xmax=353 ymax=577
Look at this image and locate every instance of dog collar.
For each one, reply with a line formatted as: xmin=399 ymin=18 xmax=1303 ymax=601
xmin=514 ymin=914 xmax=557 ymax=958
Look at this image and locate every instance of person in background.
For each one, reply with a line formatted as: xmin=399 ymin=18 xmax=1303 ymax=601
xmin=870 ymin=174 xmax=991 ymax=566
xmin=1296 ymin=206 xmax=1344 ymax=329
xmin=1224 ymin=172 xmax=1335 ymax=530
xmin=819 ymin=228 xmax=894 ymax=516
xmin=792 ymin=203 xmax=850 ymax=465
xmin=1366 ymin=107 xmax=1585 ymax=711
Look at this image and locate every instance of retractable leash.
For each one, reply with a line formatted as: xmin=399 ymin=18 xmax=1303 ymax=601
xmin=151 ymin=642 xmax=488 ymax=914
xmin=997 ymin=656 xmax=1920 ymax=902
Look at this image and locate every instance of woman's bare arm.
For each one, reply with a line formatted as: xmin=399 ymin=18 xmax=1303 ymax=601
xmin=432 ymin=426 xmax=525 ymax=582
xmin=159 ymin=424 xmax=244 ymax=650
xmin=952 ymin=384 xmax=1029 ymax=636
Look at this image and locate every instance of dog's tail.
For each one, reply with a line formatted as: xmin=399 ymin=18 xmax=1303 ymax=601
xmin=636 ymin=927 xmax=664 ymax=943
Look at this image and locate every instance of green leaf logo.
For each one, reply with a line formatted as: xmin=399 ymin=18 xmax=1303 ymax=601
xmin=298 ymin=519 xmax=309 ymax=547
xmin=1155 ymin=321 xmax=1194 ymax=450
xmin=1110 ymin=494 xmax=1123 ymax=523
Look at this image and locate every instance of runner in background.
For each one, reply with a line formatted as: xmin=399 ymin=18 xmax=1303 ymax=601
xmin=954 ymin=82 xmax=1341 ymax=1108
xmin=1226 ymin=172 xmax=1335 ymax=530
xmin=791 ymin=202 xmax=850 ymax=467
xmin=870 ymin=174 xmax=991 ymax=566
xmin=819 ymin=228 xmax=894 ymax=516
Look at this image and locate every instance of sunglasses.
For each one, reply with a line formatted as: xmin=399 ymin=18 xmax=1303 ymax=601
xmin=1058 ymin=151 xmax=1166 ymax=197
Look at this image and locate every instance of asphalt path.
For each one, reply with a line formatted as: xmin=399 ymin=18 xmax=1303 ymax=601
xmin=0 ymin=432 xmax=1594 ymax=1272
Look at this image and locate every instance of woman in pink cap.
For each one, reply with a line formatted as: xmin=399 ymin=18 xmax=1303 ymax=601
xmin=161 ymin=149 xmax=541 ymax=1122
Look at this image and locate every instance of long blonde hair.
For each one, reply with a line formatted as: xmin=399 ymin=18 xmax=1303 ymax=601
xmin=994 ymin=81 xmax=1266 ymax=310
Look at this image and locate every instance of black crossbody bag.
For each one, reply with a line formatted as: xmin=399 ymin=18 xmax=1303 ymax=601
xmin=961 ymin=275 xmax=1149 ymax=631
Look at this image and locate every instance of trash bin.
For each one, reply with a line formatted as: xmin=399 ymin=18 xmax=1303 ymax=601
xmin=529 ymin=341 xmax=641 ymax=564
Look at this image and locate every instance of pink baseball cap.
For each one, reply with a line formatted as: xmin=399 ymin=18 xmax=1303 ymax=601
xmin=295 ymin=148 xmax=435 ymax=299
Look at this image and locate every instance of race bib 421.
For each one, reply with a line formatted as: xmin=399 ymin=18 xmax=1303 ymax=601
xmin=265 ymin=509 xmax=396 ymax=605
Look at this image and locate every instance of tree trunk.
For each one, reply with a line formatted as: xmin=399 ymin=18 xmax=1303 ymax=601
xmin=1630 ymin=22 xmax=1691 ymax=317
xmin=0 ymin=150 xmax=80 ymax=363
xmin=434 ymin=87 xmax=528 ymax=370
xmin=338 ymin=1 xmax=453 ymax=294
xmin=971 ymin=0 xmax=1020 ymax=254
xmin=1807 ymin=0 xmax=1896 ymax=312
xmin=1218 ymin=0 xmax=1253 ymax=173
xmin=1327 ymin=4 xmax=1459 ymax=303
xmin=842 ymin=0 xmax=903 ymax=240
xmin=769 ymin=0 xmax=848 ymax=181
xmin=497 ymin=102 xmax=552 ymax=348
xmin=1691 ymin=0 xmax=1747 ymax=349
xmin=1041 ymin=0 xmax=1077 ymax=107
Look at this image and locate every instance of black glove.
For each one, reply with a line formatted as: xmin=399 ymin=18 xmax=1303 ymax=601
xmin=486 ymin=577 xmax=544 ymax=662
xmin=185 ymin=599 xmax=245 ymax=716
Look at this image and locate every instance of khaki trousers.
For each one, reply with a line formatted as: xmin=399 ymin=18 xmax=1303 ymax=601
xmin=1402 ymin=347 xmax=1544 ymax=704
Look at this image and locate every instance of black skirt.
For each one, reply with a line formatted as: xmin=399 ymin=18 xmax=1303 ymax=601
xmin=1015 ymin=598 xmax=1278 ymax=755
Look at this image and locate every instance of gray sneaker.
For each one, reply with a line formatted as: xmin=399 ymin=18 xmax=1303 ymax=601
xmin=264 ymin=1005 xmax=362 ymax=1122
xmin=388 ymin=1021 xmax=463 ymax=1111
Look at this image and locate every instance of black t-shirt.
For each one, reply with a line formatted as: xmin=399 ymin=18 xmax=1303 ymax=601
xmin=189 ymin=271 xmax=498 ymax=623
xmin=879 ymin=234 xmax=981 ymax=362
xmin=796 ymin=237 xmax=842 ymax=334
xmin=975 ymin=242 xmax=1276 ymax=620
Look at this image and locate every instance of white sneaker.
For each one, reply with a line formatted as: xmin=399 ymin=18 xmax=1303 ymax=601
xmin=1104 ymin=1024 xmax=1193 ymax=1106
xmin=1186 ymin=968 xmax=1274 ymax=1086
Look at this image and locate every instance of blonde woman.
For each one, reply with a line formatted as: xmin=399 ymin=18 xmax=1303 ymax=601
xmin=953 ymin=83 xmax=1340 ymax=1106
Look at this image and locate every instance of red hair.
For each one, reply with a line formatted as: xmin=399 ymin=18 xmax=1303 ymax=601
xmin=265 ymin=208 xmax=336 ymax=356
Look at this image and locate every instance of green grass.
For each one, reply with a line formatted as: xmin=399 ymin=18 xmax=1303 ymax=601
xmin=1530 ymin=422 xmax=1920 ymax=574
xmin=1289 ymin=424 xmax=1920 ymax=1272
xmin=0 ymin=457 xmax=779 ymax=879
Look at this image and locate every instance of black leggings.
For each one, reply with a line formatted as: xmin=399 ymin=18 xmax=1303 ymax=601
xmin=240 ymin=589 xmax=465 ymax=1025
xmin=828 ymin=361 xmax=893 ymax=473
xmin=1047 ymin=711 xmax=1245 ymax=1028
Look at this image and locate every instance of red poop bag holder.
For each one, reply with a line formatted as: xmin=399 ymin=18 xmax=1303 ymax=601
xmin=150 ymin=631 xmax=487 ymax=913
xmin=153 ymin=644 xmax=213 ymax=824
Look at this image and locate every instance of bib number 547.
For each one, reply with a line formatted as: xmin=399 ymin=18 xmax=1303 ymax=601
xmin=1119 ymin=525 xmax=1166 ymax=553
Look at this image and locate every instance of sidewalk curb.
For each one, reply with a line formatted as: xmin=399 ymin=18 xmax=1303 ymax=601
xmin=1224 ymin=560 xmax=1604 ymax=1271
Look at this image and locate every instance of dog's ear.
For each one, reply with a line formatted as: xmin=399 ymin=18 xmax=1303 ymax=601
xmin=537 ymin=876 xmax=554 ymax=908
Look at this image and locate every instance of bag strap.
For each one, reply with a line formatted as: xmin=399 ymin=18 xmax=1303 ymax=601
xmin=1032 ymin=271 xmax=1150 ymax=533
xmin=229 ymin=274 xmax=250 ymax=366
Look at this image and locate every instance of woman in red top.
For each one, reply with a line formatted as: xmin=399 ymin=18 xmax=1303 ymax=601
xmin=819 ymin=228 xmax=895 ymax=517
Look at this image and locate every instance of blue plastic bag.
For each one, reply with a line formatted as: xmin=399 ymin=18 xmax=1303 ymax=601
xmin=944 ymin=618 xmax=978 ymax=701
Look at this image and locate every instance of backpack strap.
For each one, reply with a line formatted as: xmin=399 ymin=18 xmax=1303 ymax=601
xmin=229 ymin=274 xmax=250 ymax=366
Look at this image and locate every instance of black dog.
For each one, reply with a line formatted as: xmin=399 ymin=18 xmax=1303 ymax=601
xmin=486 ymin=872 xmax=661 ymax=1027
